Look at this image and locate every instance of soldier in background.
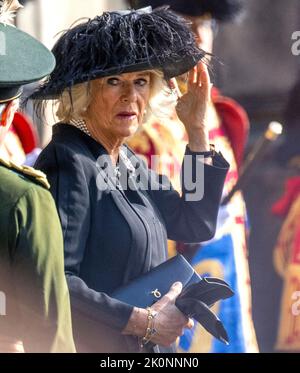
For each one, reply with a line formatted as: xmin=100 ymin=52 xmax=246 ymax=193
xmin=271 ymin=70 xmax=300 ymax=352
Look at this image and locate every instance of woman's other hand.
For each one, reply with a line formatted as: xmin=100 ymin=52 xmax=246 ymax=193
xmin=150 ymin=282 xmax=194 ymax=347
xmin=122 ymin=282 xmax=193 ymax=347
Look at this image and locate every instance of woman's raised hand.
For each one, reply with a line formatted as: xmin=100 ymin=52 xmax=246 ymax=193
xmin=171 ymin=62 xmax=212 ymax=152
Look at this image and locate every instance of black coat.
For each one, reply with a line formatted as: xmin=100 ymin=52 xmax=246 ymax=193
xmin=35 ymin=124 xmax=229 ymax=352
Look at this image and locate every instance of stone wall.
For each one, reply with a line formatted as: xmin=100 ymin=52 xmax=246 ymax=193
xmin=214 ymin=0 xmax=300 ymax=122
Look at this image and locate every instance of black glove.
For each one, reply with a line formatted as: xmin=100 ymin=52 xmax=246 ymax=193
xmin=175 ymin=277 xmax=234 ymax=344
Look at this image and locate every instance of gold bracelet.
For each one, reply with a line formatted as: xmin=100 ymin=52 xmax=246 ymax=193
xmin=132 ymin=308 xmax=140 ymax=335
xmin=140 ymin=307 xmax=157 ymax=348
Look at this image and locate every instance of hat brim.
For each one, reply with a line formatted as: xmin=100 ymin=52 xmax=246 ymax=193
xmin=31 ymin=52 xmax=204 ymax=100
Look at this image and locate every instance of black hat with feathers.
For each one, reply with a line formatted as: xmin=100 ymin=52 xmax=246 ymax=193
xmin=31 ymin=7 xmax=205 ymax=100
xmin=129 ymin=0 xmax=244 ymax=22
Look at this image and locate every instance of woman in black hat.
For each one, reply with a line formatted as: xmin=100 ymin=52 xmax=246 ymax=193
xmin=33 ymin=7 xmax=229 ymax=353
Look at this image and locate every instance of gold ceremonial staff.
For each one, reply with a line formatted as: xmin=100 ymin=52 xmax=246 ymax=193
xmin=221 ymin=122 xmax=283 ymax=206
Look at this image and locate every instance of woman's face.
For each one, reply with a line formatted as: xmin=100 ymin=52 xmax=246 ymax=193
xmin=85 ymin=71 xmax=151 ymax=144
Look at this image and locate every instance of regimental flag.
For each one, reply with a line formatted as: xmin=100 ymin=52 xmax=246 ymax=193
xmin=178 ymin=194 xmax=258 ymax=353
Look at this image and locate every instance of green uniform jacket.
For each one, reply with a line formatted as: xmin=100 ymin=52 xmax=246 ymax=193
xmin=0 ymin=160 xmax=75 ymax=352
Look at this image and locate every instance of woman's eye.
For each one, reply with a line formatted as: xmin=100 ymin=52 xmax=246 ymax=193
xmin=135 ymin=78 xmax=149 ymax=87
xmin=107 ymin=78 xmax=120 ymax=86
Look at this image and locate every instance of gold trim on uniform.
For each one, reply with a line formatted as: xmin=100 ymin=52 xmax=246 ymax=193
xmin=0 ymin=157 xmax=50 ymax=189
xmin=0 ymin=157 xmax=11 ymax=168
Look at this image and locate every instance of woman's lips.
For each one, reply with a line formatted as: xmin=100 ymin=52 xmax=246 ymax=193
xmin=116 ymin=112 xmax=137 ymax=120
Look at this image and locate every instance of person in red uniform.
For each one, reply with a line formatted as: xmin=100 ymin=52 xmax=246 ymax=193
xmin=272 ymin=72 xmax=300 ymax=352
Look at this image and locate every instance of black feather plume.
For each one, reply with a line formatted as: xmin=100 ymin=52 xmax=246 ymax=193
xmin=31 ymin=7 xmax=205 ymax=99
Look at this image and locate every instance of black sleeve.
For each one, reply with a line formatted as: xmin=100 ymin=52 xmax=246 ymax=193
xmin=147 ymin=146 xmax=229 ymax=243
xmin=35 ymin=144 xmax=134 ymax=332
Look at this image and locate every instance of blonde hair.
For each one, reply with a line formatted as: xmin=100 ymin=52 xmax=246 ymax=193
xmin=55 ymin=70 xmax=175 ymax=123
xmin=56 ymin=82 xmax=91 ymax=122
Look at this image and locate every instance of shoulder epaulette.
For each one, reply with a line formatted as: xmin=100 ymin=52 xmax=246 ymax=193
xmin=0 ymin=158 xmax=50 ymax=189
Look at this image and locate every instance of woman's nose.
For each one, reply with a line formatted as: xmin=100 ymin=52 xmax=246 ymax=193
xmin=121 ymin=84 xmax=137 ymax=103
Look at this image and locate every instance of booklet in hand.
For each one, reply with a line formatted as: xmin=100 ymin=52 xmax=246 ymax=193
xmin=111 ymin=255 xmax=234 ymax=344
